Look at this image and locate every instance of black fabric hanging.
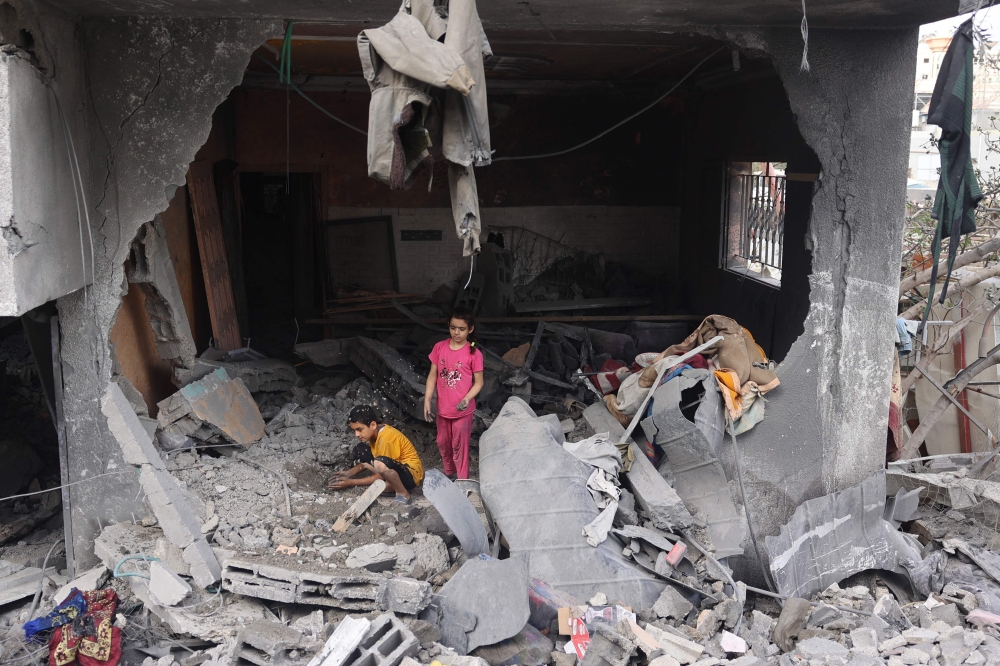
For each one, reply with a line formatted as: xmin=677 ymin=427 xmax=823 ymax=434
xmin=919 ymin=18 xmax=983 ymax=334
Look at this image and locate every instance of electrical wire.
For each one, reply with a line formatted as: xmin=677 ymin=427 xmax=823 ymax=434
xmin=728 ymin=415 xmax=777 ymax=592
xmin=0 ymin=470 xmax=132 ymax=503
xmin=493 ymin=46 xmax=726 ymax=162
xmin=25 ymin=540 xmax=63 ymax=624
xmin=463 ymin=255 xmax=475 ymax=289
xmin=113 ymin=554 xmax=160 ymax=580
xmin=253 ymin=54 xmax=367 ymax=136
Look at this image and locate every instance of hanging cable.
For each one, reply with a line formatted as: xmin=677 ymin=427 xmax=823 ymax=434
xmin=728 ymin=414 xmax=777 ymax=592
xmin=463 ymin=254 xmax=475 ymax=289
xmin=281 ymin=21 xmax=293 ymax=194
xmin=493 ymin=46 xmax=725 ymax=162
xmin=253 ymin=54 xmax=367 ymax=136
xmin=799 ymin=0 xmax=811 ymax=73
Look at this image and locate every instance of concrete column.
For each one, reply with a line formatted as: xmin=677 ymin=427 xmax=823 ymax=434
xmin=719 ymin=27 xmax=917 ymax=581
xmin=57 ymin=16 xmax=279 ymax=568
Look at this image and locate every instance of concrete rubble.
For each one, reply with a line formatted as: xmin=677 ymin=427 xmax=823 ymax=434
xmin=12 ymin=318 xmax=1000 ymax=666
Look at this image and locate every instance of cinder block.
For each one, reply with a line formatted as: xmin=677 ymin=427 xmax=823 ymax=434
xmin=235 ymin=620 xmax=310 ymax=666
xmin=101 ymin=383 xmax=166 ymax=469
xmin=346 ymin=613 xmax=419 ymax=666
xmin=377 ymin=578 xmax=432 ymax=615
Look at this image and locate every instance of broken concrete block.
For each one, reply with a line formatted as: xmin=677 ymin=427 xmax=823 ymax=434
xmin=793 ymin=637 xmax=848 ymax=661
xmin=102 ymin=383 xmax=221 ymax=587
xmin=653 ymin=585 xmax=694 ymax=620
xmin=720 ymin=631 xmax=747 ymax=655
xmin=378 ymin=577 xmax=432 ymax=615
xmin=647 ymin=657 xmax=681 ymax=666
xmin=580 ymin=623 xmax=637 ymax=666
xmin=874 ymin=594 xmax=913 ymax=634
xmin=149 ymin=561 xmax=191 ymax=606
xmin=422 ymin=470 xmax=489 ymax=558
xmin=54 ymin=565 xmax=109 ymax=604
xmin=354 ymin=613 xmax=420 ymax=666
xmin=237 ymin=620 xmax=311 ymax=666
xmin=309 ymin=615 xmax=371 ymax=666
xmin=182 ymin=539 xmax=222 ymax=589
xmin=408 ymin=533 xmax=450 ymax=579
xmin=351 ymin=337 xmax=427 ymax=420
xmin=346 ymin=543 xmax=398 ymax=572
xmin=131 ymin=576 xmax=270 ymax=643
xmin=850 ymin=627 xmax=879 ymax=655
xmin=481 ymin=399 xmax=665 ymax=609
xmin=427 ymin=556 xmax=529 ymax=654
xmin=157 ymin=368 xmax=266 ymax=445
xmin=764 ymin=470 xmax=922 ymax=599
xmin=643 ymin=624 xmax=704 ymax=664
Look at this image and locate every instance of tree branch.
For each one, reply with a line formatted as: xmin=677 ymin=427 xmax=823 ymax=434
xmin=899 ymin=264 xmax=1000 ymax=320
xmin=899 ymin=300 xmax=991 ymax=394
xmin=898 ymin=232 xmax=1000 ymax=296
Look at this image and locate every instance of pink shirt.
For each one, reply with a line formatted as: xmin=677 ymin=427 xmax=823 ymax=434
xmin=429 ymin=340 xmax=484 ymax=419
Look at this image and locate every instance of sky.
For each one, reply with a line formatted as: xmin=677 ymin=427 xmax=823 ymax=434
xmin=921 ymin=6 xmax=1000 ymax=38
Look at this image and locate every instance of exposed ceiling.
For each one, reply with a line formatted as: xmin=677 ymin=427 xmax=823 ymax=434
xmin=59 ymin=0 xmax=956 ymax=29
xmin=245 ymin=27 xmax=733 ymax=84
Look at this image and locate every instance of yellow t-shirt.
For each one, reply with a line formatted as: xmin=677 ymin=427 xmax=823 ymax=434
xmin=371 ymin=425 xmax=424 ymax=485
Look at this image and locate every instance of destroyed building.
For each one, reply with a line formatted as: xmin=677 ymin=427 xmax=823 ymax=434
xmin=0 ymin=0 xmax=987 ymax=665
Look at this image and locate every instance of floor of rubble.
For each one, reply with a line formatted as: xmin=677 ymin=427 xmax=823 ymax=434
xmin=5 ymin=355 xmax=1000 ymax=666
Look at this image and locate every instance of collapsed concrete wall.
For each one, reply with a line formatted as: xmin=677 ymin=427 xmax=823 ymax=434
xmin=711 ymin=27 xmax=916 ymax=582
xmin=0 ymin=1 xmax=92 ymax=316
xmin=126 ymin=219 xmax=198 ymax=385
xmin=57 ymin=16 xmax=279 ymax=569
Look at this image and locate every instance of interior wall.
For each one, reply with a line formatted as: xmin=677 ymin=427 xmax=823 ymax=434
xmin=233 ymin=88 xmax=686 ymax=208
xmin=327 ymin=206 xmax=680 ymax=297
xmin=680 ymin=73 xmax=820 ymax=362
xmin=108 ymin=278 xmax=175 ymax=416
xmin=157 ymin=185 xmax=213 ymax=353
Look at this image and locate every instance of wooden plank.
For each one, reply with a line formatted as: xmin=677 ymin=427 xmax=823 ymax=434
xmin=512 ymin=297 xmax=652 ymax=313
xmin=187 ymin=161 xmax=241 ymax=351
xmin=333 ymin=480 xmax=387 ymax=532
xmin=522 ymin=322 xmax=546 ymax=371
xmin=305 ymin=315 xmax=702 ymax=325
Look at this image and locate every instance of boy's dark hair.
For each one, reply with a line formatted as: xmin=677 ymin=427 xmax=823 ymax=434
xmin=348 ymin=404 xmax=378 ymax=425
xmin=450 ymin=305 xmax=478 ymax=354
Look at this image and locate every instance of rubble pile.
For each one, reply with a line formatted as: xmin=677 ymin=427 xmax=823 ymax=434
xmin=8 ymin=309 xmax=1000 ymax=666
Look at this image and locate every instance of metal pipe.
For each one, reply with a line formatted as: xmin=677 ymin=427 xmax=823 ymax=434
xmin=980 ymin=301 xmax=1000 ymax=358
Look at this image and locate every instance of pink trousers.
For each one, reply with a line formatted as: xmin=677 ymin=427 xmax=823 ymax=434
xmin=436 ymin=414 xmax=473 ymax=479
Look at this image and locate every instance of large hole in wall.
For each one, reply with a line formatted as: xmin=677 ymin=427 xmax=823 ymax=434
xmin=105 ymin=27 xmax=818 ymax=484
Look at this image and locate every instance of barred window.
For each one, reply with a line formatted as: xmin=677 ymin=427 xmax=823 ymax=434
xmin=721 ymin=161 xmax=786 ymax=288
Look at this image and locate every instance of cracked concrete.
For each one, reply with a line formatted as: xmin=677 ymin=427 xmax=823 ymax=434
xmin=57 ymin=15 xmax=279 ymax=569
xmin=712 ymin=26 xmax=916 ymax=584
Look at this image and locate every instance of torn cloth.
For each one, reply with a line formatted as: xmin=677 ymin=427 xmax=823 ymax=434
xmin=47 ymin=590 xmax=121 ymax=666
xmin=922 ymin=17 xmax=983 ymax=321
xmin=24 ymin=591 xmax=87 ymax=643
xmin=660 ymin=315 xmax=778 ymax=391
xmin=563 ymin=432 xmax=622 ymax=477
xmin=359 ymin=0 xmax=491 ymax=256
xmin=565 ymin=433 xmax=624 ymax=547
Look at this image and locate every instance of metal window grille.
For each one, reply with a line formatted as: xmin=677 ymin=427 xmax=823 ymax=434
xmin=723 ymin=163 xmax=786 ymax=282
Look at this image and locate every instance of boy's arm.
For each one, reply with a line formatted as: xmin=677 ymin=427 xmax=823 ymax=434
xmin=457 ymin=371 xmax=485 ymax=412
xmin=328 ymin=464 xmax=382 ymax=490
xmin=424 ymin=363 xmax=438 ymax=421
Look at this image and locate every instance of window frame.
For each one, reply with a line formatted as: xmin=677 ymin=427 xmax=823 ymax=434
xmin=719 ymin=161 xmax=787 ymax=289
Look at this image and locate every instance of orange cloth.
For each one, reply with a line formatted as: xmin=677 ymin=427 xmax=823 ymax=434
xmin=372 ymin=425 xmax=425 ymax=485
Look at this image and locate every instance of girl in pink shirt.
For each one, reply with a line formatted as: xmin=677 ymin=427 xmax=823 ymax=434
xmin=424 ymin=306 xmax=484 ymax=480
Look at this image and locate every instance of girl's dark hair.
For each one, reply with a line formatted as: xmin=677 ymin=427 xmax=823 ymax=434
xmin=348 ymin=404 xmax=379 ymax=425
xmin=449 ymin=305 xmax=478 ymax=355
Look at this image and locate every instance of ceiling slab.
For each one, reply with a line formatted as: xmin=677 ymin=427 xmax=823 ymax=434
xmin=60 ymin=0 xmax=956 ymax=29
